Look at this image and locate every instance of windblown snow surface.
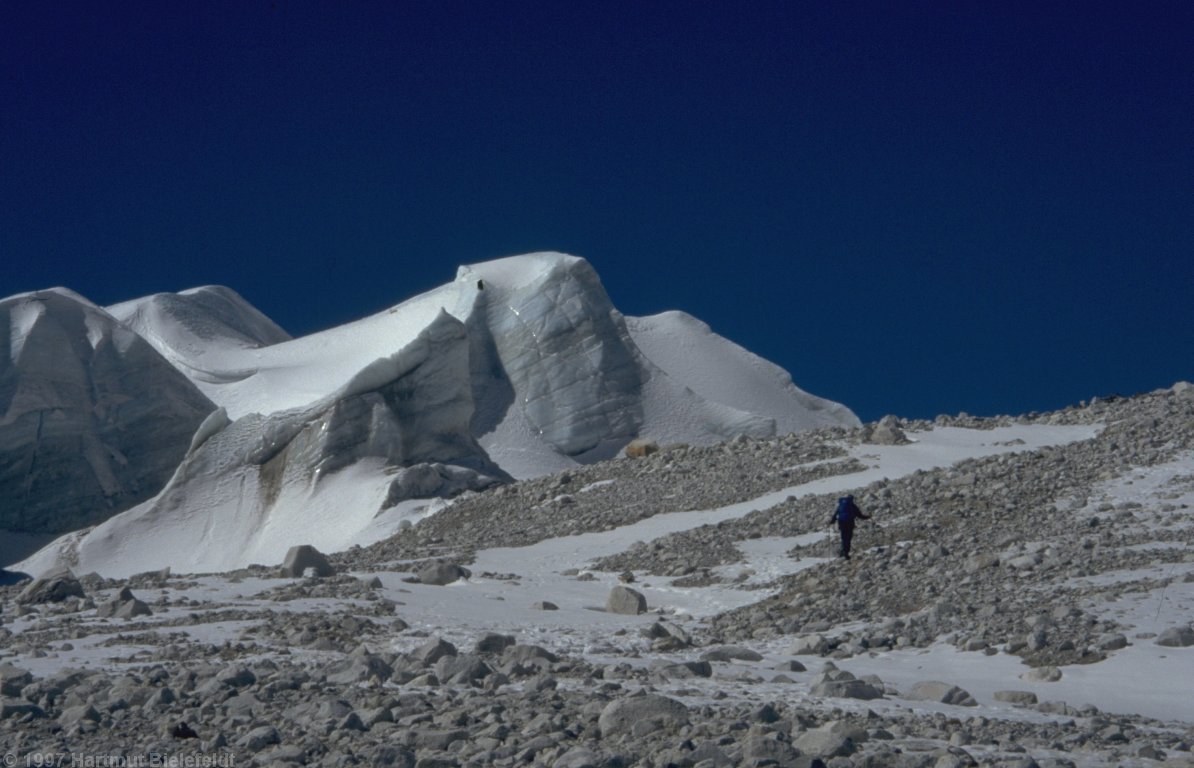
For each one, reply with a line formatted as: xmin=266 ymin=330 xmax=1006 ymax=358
xmin=14 ymin=252 xmax=859 ymax=575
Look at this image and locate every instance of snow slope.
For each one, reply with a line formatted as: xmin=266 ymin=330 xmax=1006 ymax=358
xmin=106 ymin=285 xmax=291 ymax=367
xmin=626 ymin=310 xmax=858 ymax=435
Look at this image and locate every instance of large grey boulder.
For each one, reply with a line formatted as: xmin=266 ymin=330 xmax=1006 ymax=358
xmin=325 ymin=651 xmax=393 ymax=685
xmin=993 ymin=690 xmax=1039 ymax=706
xmin=1021 ymin=666 xmax=1062 ymax=682
xmin=598 ymin=694 xmax=688 ymax=737
xmin=808 ymin=665 xmax=884 ymax=700
xmin=793 ymin=721 xmax=861 ymax=758
xmin=413 ymin=637 xmax=458 ymax=666
xmin=700 ymin=645 xmax=764 ymax=662
xmin=904 ymin=680 xmax=978 ymax=706
xmin=434 ymin=653 xmax=491 ymax=684
xmin=16 ymin=566 xmax=84 ymax=605
xmin=0 ymin=665 xmax=33 ymax=697
xmin=280 ymin=545 xmax=335 ymax=578
xmin=810 ymin=678 xmax=883 ymax=700
xmin=605 ymin=585 xmax=647 ymax=615
xmin=0 ymin=289 xmax=216 ymax=535
xmin=865 ymin=414 xmax=909 ymax=445
xmin=1155 ymin=625 xmax=1194 ymax=648
xmin=0 ymin=698 xmax=45 ymax=720
xmin=473 ymin=632 xmax=515 ymax=654
xmin=96 ymin=586 xmax=152 ymax=619
xmin=554 ymin=748 xmax=602 ymax=768
xmin=417 ymin=560 xmax=470 ymax=586
xmin=788 ymin=634 xmax=829 ymax=655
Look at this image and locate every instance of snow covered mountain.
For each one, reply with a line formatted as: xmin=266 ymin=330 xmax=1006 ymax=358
xmin=10 ymin=252 xmax=858 ymax=575
xmin=0 ymin=289 xmax=215 ymax=536
xmin=106 ymin=284 xmax=292 ymax=367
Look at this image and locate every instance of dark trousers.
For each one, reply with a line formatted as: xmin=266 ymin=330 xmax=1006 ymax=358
xmin=838 ymin=522 xmax=855 ymax=557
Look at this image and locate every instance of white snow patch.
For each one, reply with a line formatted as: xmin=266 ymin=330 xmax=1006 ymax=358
xmin=7 ymin=299 xmax=44 ymax=364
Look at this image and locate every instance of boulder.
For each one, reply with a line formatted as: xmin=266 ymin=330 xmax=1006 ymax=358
xmin=531 ymin=601 xmax=559 ymax=611
xmin=810 ymin=678 xmax=883 ymax=700
xmin=742 ymin=735 xmax=800 ymax=764
xmin=651 ymin=660 xmax=713 ymax=680
xmin=0 ymin=665 xmax=33 ymax=697
xmin=501 ymin=644 xmax=559 ymax=665
xmin=413 ymin=637 xmax=457 ymax=666
xmin=700 ymin=645 xmax=764 ymax=663
xmin=58 ymin=704 xmax=101 ymax=726
xmin=237 ymin=725 xmax=280 ymax=752
xmin=904 ymin=680 xmax=977 ymax=706
xmin=993 ymin=690 xmax=1039 ymax=706
xmin=114 ymin=598 xmax=153 ymax=620
xmin=789 ymin=634 xmax=829 ymax=655
xmin=325 ymin=653 xmax=393 ymax=685
xmin=280 ymin=545 xmax=335 ymax=578
xmin=215 ymin=666 xmax=257 ymax=688
xmin=963 ymin=553 xmax=1000 ymax=573
xmin=554 ymin=747 xmax=602 ymax=768
xmin=605 ymin=585 xmax=647 ymax=615
xmin=1096 ymin=632 xmax=1129 ymax=651
xmin=434 ymin=654 xmax=491 ymax=684
xmin=598 ymin=694 xmax=688 ymax=737
xmin=473 ymin=633 xmax=515 ymax=654
xmin=16 ymin=566 xmax=85 ymax=605
xmin=1021 ymin=666 xmax=1063 ymax=682
xmin=1155 ymin=625 xmax=1194 ymax=648
xmin=793 ymin=721 xmax=859 ymax=758
xmin=96 ymin=587 xmax=152 ymax=619
xmin=866 ymin=415 xmax=908 ymax=445
xmin=624 ymin=438 xmax=659 ymax=458
xmin=417 ymin=561 xmax=471 ymax=586
xmin=0 ymin=698 xmax=45 ymax=720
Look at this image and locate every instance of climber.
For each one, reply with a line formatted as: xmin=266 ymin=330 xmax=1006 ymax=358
xmin=829 ymin=494 xmax=869 ymax=559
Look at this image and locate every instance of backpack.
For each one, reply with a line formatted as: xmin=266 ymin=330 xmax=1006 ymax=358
xmin=835 ymin=497 xmax=855 ymax=524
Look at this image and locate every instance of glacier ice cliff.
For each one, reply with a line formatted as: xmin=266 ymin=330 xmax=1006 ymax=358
xmin=0 ymin=289 xmax=215 ymax=534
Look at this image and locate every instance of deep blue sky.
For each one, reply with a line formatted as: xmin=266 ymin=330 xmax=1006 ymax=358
xmin=3 ymin=3 xmax=1191 ymax=422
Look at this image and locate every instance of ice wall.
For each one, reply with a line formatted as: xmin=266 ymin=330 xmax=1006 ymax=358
xmin=461 ymin=254 xmax=644 ymax=455
xmin=0 ymin=290 xmax=215 ymax=534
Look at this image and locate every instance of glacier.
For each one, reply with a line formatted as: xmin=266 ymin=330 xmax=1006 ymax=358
xmin=10 ymin=252 xmax=858 ymax=576
xmin=0 ymin=289 xmax=215 ymax=535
